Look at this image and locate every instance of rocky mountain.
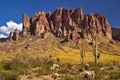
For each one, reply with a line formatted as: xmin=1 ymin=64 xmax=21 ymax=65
xmin=9 ymin=7 xmax=112 ymax=43
xmin=1 ymin=7 xmax=120 ymax=55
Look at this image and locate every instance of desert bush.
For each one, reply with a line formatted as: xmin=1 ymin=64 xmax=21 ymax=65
xmin=59 ymin=63 xmax=72 ymax=74
xmin=110 ymin=71 xmax=120 ymax=80
xmin=28 ymin=54 xmax=56 ymax=70
xmin=60 ymin=75 xmax=75 ymax=80
xmin=37 ymin=65 xmax=51 ymax=75
xmin=0 ymin=70 xmax=20 ymax=80
xmin=1 ymin=53 xmax=57 ymax=73
xmin=33 ymin=55 xmax=55 ymax=75
xmin=0 ymin=53 xmax=33 ymax=76
xmin=1 ymin=60 xmax=12 ymax=70
xmin=10 ymin=61 xmax=29 ymax=71
xmin=28 ymin=57 xmax=42 ymax=68
xmin=0 ymin=65 xmax=3 ymax=72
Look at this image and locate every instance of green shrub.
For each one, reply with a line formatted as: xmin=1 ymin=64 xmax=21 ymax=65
xmin=0 ymin=70 xmax=20 ymax=80
xmin=1 ymin=60 xmax=12 ymax=70
xmin=28 ymin=54 xmax=55 ymax=68
xmin=28 ymin=57 xmax=41 ymax=68
xmin=110 ymin=71 xmax=120 ymax=80
xmin=59 ymin=63 xmax=73 ymax=74
xmin=37 ymin=65 xmax=51 ymax=75
xmin=61 ymin=75 xmax=74 ymax=80
xmin=0 ymin=53 xmax=31 ymax=75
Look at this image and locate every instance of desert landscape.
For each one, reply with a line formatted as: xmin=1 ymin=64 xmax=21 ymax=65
xmin=0 ymin=7 xmax=120 ymax=80
xmin=0 ymin=0 xmax=120 ymax=80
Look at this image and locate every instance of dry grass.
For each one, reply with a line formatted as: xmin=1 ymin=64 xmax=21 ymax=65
xmin=20 ymin=74 xmax=53 ymax=80
xmin=54 ymin=46 xmax=120 ymax=63
xmin=1 ymin=44 xmax=119 ymax=64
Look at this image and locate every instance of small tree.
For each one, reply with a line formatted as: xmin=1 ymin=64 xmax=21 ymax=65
xmin=80 ymin=39 xmax=85 ymax=64
xmin=93 ymin=35 xmax=100 ymax=66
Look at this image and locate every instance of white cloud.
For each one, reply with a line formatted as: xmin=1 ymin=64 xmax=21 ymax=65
xmin=0 ymin=34 xmax=7 ymax=38
xmin=0 ymin=20 xmax=22 ymax=34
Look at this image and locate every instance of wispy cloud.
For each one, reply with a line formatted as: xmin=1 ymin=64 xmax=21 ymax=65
xmin=0 ymin=20 xmax=22 ymax=38
xmin=0 ymin=20 xmax=22 ymax=34
xmin=0 ymin=34 xmax=7 ymax=38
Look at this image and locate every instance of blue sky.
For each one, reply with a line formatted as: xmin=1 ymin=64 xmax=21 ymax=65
xmin=0 ymin=0 xmax=120 ymax=38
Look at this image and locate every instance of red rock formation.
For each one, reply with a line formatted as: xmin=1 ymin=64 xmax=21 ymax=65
xmin=13 ymin=28 xmax=19 ymax=41
xmin=46 ymin=12 xmax=54 ymax=32
xmin=72 ymin=7 xmax=84 ymax=26
xmin=51 ymin=8 xmax=63 ymax=30
xmin=81 ymin=13 xmax=112 ymax=41
xmin=22 ymin=14 xmax=30 ymax=35
xmin=21 ymin=7 xmax=112 ymax=41
xmin=94 ymin=13 xmax=112 ymax=38
xmin=67 ymin=30 xmax=71 ymax=41
xmin=51 ymin=8 xmax=73 ymax=37
xmin=71 ymin=27 xmax=75 ymax=40
xmin=30 ymin=12 xmax=49 ymax=35
xmin=63 ymin=27 xmax=67 ymax=36
xmin=9 ymin=31 xmax=12 ymax=41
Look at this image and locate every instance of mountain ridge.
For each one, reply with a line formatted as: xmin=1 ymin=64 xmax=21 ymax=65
xmin=7 ymin=7 xmax=112 ymax=43
xmin=0 ymin=7 xmax=120 ymax=55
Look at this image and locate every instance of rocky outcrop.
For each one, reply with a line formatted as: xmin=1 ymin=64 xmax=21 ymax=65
xmin=51 ymin=7 xmax=111 ymax=41
xmin=94 ymin=13 xmax=112 ymax=39
xmin=18 ymin=7 xmax=112 ymax=42
xmin=81 ymin=13 xmax=112 ymax=41
xmin=72 ymin=7 xmax=84 ymax=26
xmin=13 ymin=28 xmax=19 ymax=41
xmin=46 ymin=12 xmax=55 ymax=33
xmin=9 ymin=31 xmax=13 ymax=41
xmin=30 ymin=12 xmax=49 ymax=35
xmin=22 ymin=14 xmax=30 ymax=35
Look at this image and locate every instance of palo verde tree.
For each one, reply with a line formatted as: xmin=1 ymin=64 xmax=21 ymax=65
xmin=93 ymin=35 xmax=100 ymax=66
xmin=80 ymin=39 xmax=85 ymax=64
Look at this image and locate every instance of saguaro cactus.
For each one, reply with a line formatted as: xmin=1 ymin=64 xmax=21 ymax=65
xmin=93 ymin=35 xmax=100 ymax=65
xmin=80 ymin=40 xmax=85 ymax=64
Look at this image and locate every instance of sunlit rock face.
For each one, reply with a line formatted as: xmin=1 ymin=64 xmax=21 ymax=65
xmin=22 ymin=14 xmax=31 ymax=36
xmin=21 ymin=7 xmax=112 ymax=41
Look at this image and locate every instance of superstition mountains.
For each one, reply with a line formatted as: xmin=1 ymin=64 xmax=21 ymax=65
xmin=0 ymin=7 xmax=120 ymax=80
xmin=0 ymin=7 xmax=120 ymax=54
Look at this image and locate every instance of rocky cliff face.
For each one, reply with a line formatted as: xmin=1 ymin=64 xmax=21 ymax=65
xmin=81 ymin=13 xmax=112 ymax=41
xmin=30 ymin=12 xmax=49 ymax=36
xmin=11 ymin=7 xmax=112 ymax=42
xmin=22 ymin=14 xmax=31 ymax=36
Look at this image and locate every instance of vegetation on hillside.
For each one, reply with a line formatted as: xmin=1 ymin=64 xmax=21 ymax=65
xmin=0 ymin=48 xmax=120 ymax=80
xmin=0 ymin=33 xmax=120 ymax=80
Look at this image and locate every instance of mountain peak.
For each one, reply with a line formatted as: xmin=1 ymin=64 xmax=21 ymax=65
xmin=9 ymin=7 xmax=112 ymax=43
